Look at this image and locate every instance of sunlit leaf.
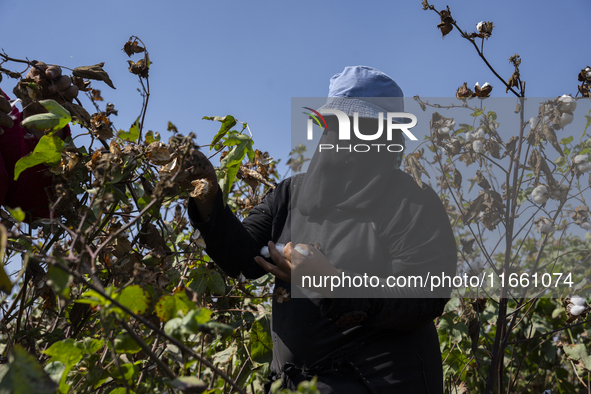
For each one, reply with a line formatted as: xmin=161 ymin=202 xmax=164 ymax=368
xmin=14 ymin=135 xmax=64 ymax=180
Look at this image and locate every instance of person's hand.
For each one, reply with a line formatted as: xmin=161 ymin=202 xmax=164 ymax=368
xmin=183 ymin=148 xmax=219 ymax=221
xmin=254 ymin=242 xmax=340 ymax=287
xmin=0 ymin=91 xmax=14 ymax=136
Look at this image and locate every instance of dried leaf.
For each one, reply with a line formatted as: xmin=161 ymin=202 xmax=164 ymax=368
xmin=72 ymin=63 xmax=116 ymax=89
xmin=476 ymin=170 xmax=490 ymax=190
xmin=405 ymin=154 xmax=430 ymax=189
xmin=123 ymin=40 xmax=145 ymax=57
xmin=90 ymin=113 xmax=113 ymax=140
xmin=506 ymin=70 xmax=520 ymax=93
xmin=452 ymin=168 xmax=462 ymax=189
xmin=540 ymin=124 xmax=564 ymax=157
xmin=62 ymin=102 xmax=91 ymax=127
xmin=145 ymin=142 xmax=172 ymax=165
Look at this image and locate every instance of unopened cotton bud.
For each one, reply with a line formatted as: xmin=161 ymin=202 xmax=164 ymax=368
xmin=571 ymin=305 xmax=586 ymax=316
xmin=571 ymin=295 xmax=587 ymax=306
xmin=574 ymin=155 xmax=589 ymax=164
xmin=473 ymin=140 xmax=484 ymax=153
xmin=294 ymin=245 xmax=310 ymax=256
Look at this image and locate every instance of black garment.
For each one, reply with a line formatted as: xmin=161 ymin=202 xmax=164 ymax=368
xmin=188 ymin=169 xmax=457 ymax=393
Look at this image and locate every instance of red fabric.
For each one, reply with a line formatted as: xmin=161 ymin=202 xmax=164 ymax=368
xmin=0 ymin=90 xmax=71 ymax=221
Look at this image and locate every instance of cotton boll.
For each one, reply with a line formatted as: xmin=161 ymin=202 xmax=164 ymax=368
xmin=535 ymin=217 xmax=554 ymax=234
xmin=260 ymin=243 xmax=286 ymax=258
xmin=438 ymin=126 xmax=450 ymax=135
xmin=580 ymin=221 xmax=591 ymax=231
xmin=476 ymin=21 xmax=485 ymax=32
xmin=473 ymin=140 xmax=484 ymax=153
xmin=574 ymin=155 xmax=589 ymax=164
xmin=577 ymin=162 xmax=591 ymax=173
xmin=570 ymin=305 xmax=586 ymax=316
xmin=482 ymin=82 xmax=491 ymax=90
xmin=475 ymin=127 xmax=485 ymax=139
xmin=529 ymin=117 xmax=539 ymax=129
xmin=558 ymin=95 xmax=577 ymax=113
xmin=570 ymin=295 xmax=587 ymax=307
xmin=555 ymin=112 xmax=574 ymax=129
xmin=294 ymin=245 xmax=310 ymax=256
xmin=465 ymin=131 xmax=474 ymax=141
xmin=531 ymin=185 xmax=549 ymax=204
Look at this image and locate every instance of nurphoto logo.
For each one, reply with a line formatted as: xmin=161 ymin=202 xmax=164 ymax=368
xmin=303 ymin=107 xmax=418 ymax=153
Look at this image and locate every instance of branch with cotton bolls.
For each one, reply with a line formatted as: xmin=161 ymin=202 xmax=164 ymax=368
xmin=563 ymin=295 xmax=591 ymax=323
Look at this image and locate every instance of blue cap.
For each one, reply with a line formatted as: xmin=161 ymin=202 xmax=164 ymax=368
xmin=318 ymin=66 xmax=404 ymax=118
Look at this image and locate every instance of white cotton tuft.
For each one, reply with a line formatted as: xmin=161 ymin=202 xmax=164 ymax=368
xmin=531 ymin=185 xmax=549 ymax=204
xmin=294 ymin=245 xmax=310 ymax=256
xmin=473 ymin=140 xmax=484 ymax=153
xmin=529 ymin=117 xmax=539 ymax=129
xmin=260 ymin=243 xmax=286 ymax=258
xmin=574 ymin=155 xmax=589 ymax=164
xmin=558 ymin=95 xmax=577 ymax=113
xmin=578 ymin=162 xmax=591 ymax=173
xmin=570 ymin=305 xmax=586 ymax=316
xmin=580 ymin=221 xmax=591 ymax=231
xmin=474 ymin=127 xmax=485 ymax=139
xmin=570 ymin=295 xmax=587 ymax=307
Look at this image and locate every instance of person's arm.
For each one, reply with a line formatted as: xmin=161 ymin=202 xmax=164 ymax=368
xmin=188 ymin=177 xmax=289 ymax=279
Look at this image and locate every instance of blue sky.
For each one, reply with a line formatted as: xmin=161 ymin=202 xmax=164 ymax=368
xmin=1 ymin=0 xmax=589 ymax=166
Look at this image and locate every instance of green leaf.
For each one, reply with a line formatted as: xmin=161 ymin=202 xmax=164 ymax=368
xmin=118 ymin=121 xmax=139 ymax=142
xmin=487 ymin=111 xmax=497 ymax=121
xmin=0 ymin=345 xmax=58 ymax=394
xmin=188 ymin=267 xmax=226 ymax=295
xmin=21 ymin=99 xmax=71 ymax=132
xmin=113 ymin=284 xmax=150 ymax=316
xmin=75 ymin=289 xmax=109 ymax=308
xmin=145 ymin=130 xmax=156 ymax=144
xmin=220 ymin=137 xmax=253 ymax=169
xmin=113 ymin=333 xmax=142 ymax=354
xmin=562 ymin=343 xmax=591 ymax=371
xmin=250 ymin=319 xmax=273 ymax=363
xmin=6 ymin=207 xmax=25 ymax=223
xmin=553 ymin=156 xmax=566 ymax=167
xmin=560 ymin=136 xmax=573 ymax=145
xmin=168 ymin=376 xmax=207 ymax=393
xmin=43 ymin=338 xmax=90 ymax=392
xmin=470 ymin=107 xmax=485 ymax=117
xmin=0 ymin=224 xmax=12 ymax=294
xmin=14 ymin=135 xmax=64 ymax=180
xmin=47 ymin=265 xmax=73 ymax=299
xmin=44 ymin=339 xmax=85 ymax=367
xmin=108 ymin=388 xmax=136 ymax=394
xmin=109 ymin=362 xmax=139 ymax=385
xmin=204 ymin=115 xmax=236 ymax=147
xmin=154 ymin=291 xmax=196 ymax=322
